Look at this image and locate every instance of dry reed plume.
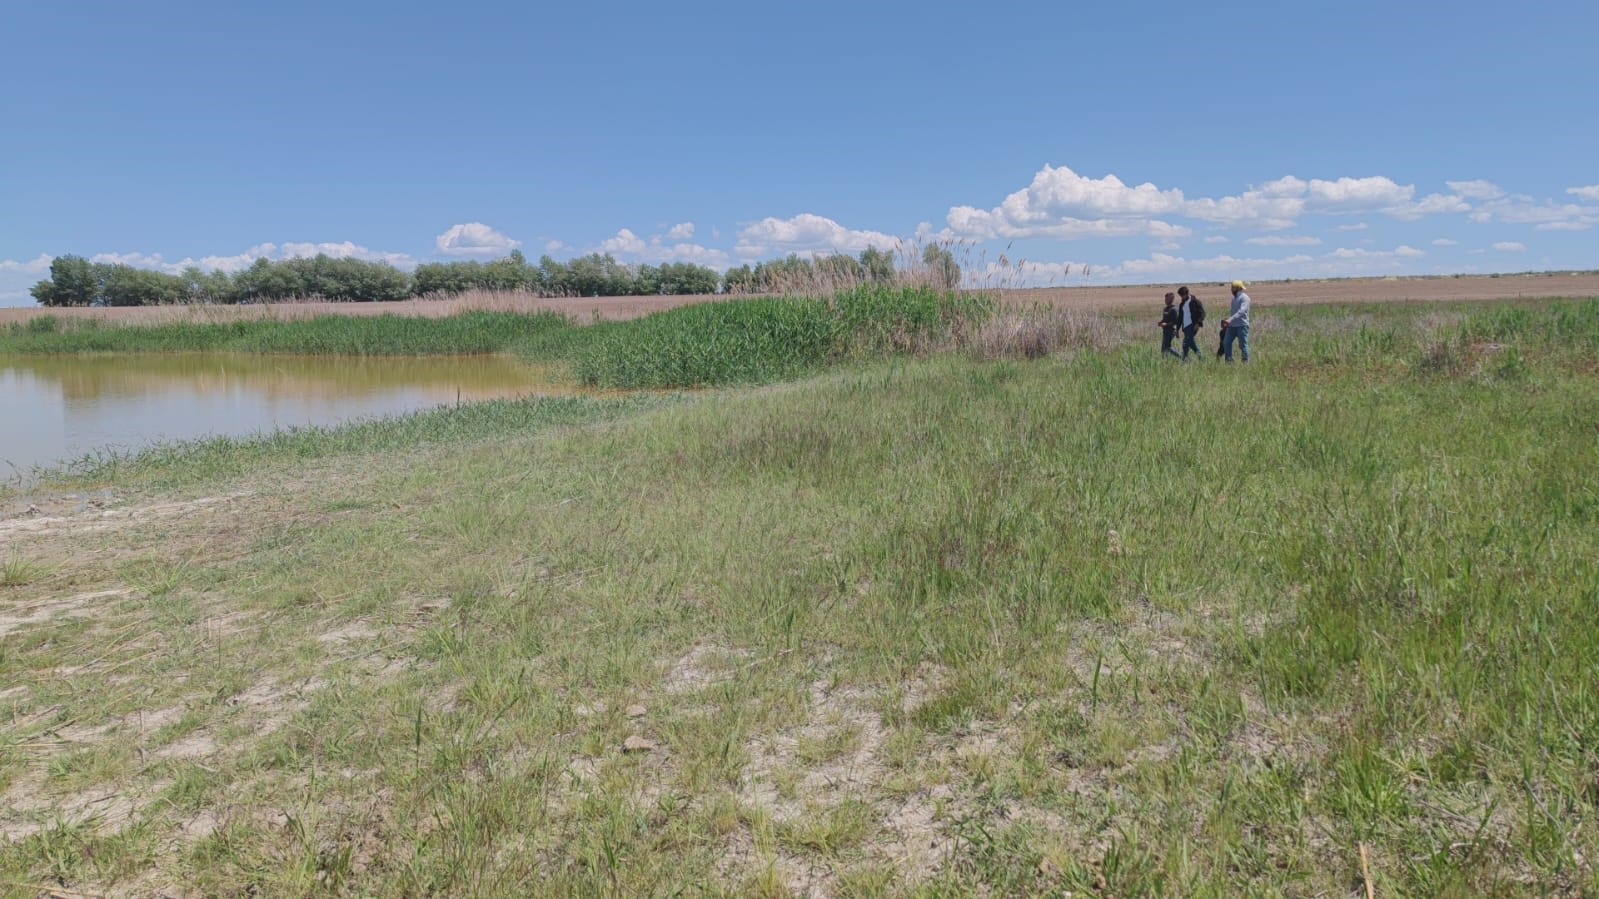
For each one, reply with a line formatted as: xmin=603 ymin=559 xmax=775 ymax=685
xmin=962 ymin=305 xmax=1118 ymax=360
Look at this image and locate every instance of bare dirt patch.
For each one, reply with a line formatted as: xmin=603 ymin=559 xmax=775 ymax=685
xmin=723 ymin=666 xmax=963 ymax=895
xmin=0 ymin=777 xmax=170 ymax=841
xmin=0 ymin=491 xmax=254 ymax=547
xmin=317 ymin=619 xmax=377 ymax=645
xmin=156 ymin=731 xmax=218 ymax=761
xmin=226 ymin=676 xmax=327 ymax=734
xmin=0 ymin=588 xmax=133 ymax=637
xmin=664 ymin=643 xmax=751 ymax=695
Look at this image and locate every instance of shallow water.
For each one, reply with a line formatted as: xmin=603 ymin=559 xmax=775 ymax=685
xmin=1 ymin=353 xmax=576 ymax=485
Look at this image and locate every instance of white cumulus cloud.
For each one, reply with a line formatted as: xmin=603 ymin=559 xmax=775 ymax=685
xmin=997 ymin=165 xmax=1184 ymax=217
xmin=1068 ymin=244 xmax=1431 ymax=285
xmin=1467 ymin=193 xmax=1597 ymax=229
xmin=947 ymin=166 xmax=1480 ymax=243
xmin=735 ymin=213 xmax=902 ymax=258
xmin=1393 ymin=192 xmax=1473 ymax=219
xmin=1245 ymin=235 xmax=1322 ymax=247
xmin=1327 ymin=245 xmax=1424 ymax=261
xmin=946 ymin=164 xmax=1192 ymax=239
xmin=1432 ymin=238 xmax=1460 ymax=246
xmin=1568 ymin=185 xmax=1599 ymax=201
xmin=1180 ymin=175 xmax=1306 ymax=229
xmin=279 ymin=241 xmax=415 ymax=267
xmin=595 ymin=227 xmax=731 ymax=269
xmin=195 ymin=243 xmax=278 ymax=272
xmin=0 ymin=254 xmax=54 ymax=273
xmin=1493 ymin=241 xmax=1525 ymax=251
xmin=1447 ymin=179 xmax=1506 ymax=200
xmin=665 ymin=222 xmax=695 ymax=240
xmin=1305 ymin=176 xmax=1414 ymax=211
xmin=436 ymin=222 xmax=521 ymax=257
xmin=1108 ymin=252 xmax=1317 ymax=283
xmin=90 ymin=251 xmax=170 ymax=268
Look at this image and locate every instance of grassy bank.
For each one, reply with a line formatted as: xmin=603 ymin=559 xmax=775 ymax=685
xmin=1 ymin=286 xmax=991 ymax=392
xmin=2 ymin=299 xmax=1597 ymax=895
xmin=0 ymin=310 xmax=573 ymax=357
xmin=572 ymin=285 xmax=990 ymax=388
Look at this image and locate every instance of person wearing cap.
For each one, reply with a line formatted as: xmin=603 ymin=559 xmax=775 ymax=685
xmin=1221 ymin=280 xmax=1252 ymax=362
xmin=1176 ymin=286 xmax=1206 ymax=359
xmin=1158 ymin=292 xmax=1182 ymax=358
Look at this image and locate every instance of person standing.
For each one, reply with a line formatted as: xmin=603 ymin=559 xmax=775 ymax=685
xmin=1158 ymin=292 xmax=1182 ymax=358
xmin=1177 ymin=286 xmax=1205 ymax=359
xmin=1221 ymin=280 xmax=1252 ymax=362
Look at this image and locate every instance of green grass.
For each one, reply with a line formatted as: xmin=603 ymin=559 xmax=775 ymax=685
xmin=1 ymin=309 xmax=575 ymax=356
xmin=573 ymin=284 xmax=990 ymax=389
xmin=1 ymin=297 xmax=1597 ymax=895
xmin=4 ymin=286 xmax=990 ymax=392
xmin=1 ymin=557 xmax=48 ymax=587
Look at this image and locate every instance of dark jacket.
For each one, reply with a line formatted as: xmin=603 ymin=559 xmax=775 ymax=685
xmin=1179 ymin=296 xmax=1206 ymax=328
xmin=1159 ymin=303 xmax=1180 ymax=331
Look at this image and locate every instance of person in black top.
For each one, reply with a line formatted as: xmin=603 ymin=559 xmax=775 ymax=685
xmin=1176 ymin=286 xmax=1206 ymax=360
xmin=1158 ymin=292 xmax=1181 ymax=358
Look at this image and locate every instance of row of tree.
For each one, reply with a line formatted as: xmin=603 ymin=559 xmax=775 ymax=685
xmin=29 ymin=246 xmax=961 ymax=307
xmin=411 ymin=253 xmax=723 ymax=298
xmin=31 ymin=254 xmax=415 ymax=306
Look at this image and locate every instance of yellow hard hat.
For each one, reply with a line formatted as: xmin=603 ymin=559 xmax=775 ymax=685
xmin=1230 ymin=280 xmax=1246 ymax=289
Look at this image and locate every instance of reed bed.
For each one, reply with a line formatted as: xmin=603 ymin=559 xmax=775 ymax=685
xmin=0 ymin=310 xmax=574 ymax=356
xmin=572 ymin=284 xmax=992 ymax=388
xmin=4 ymin=285 xmax=1000 ymax=391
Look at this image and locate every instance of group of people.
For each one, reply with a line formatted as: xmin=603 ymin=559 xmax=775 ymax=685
xmin=1157 ymin=281 xmax=1252 ymax=362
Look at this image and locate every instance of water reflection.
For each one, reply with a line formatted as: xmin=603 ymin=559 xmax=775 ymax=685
xmin=1 ymin=353 xmax=573 ymax=482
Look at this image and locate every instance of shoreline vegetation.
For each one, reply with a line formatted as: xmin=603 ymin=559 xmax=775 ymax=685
xmin=3 ymin=291 xmax=1599 ymax=894
xmin=9 ymin=293 xmax=1594 ymax=494
xmin=1 ymin=285 xmax=997 ymax=390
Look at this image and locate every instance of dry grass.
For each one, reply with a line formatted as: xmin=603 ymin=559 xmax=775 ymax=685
xmin=998 ymin=269 xmax=1599 ymax=313
xmin=751 ymin=239 xmax=978 ymax=299
xmin=0 ymin=290 xmax=719 ymax=327
xmin=961 ymin=306 xmax=1120 ymax=360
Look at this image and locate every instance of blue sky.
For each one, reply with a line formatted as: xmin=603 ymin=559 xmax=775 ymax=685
xmin=2 ymin=0 xmax=1596 ymax=305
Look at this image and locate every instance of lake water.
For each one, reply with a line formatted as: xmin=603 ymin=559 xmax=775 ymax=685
xmin=1 ymin=353 xmax=575 ymax=486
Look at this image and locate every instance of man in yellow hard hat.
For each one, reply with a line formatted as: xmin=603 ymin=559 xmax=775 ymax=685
xmin=1221 ymin=280 xmax=1252 ymax=362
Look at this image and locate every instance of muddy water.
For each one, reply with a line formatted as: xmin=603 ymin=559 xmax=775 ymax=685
xmin=2 ymin=353 xmax=579 ymax=484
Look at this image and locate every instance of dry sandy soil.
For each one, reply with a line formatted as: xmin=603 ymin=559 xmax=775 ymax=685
xmin=3 ymin=271 xmax=1596 ymax=326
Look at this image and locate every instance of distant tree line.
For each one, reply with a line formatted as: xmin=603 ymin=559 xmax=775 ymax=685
xmin=29 ymin=245 xmax=961 ymax=307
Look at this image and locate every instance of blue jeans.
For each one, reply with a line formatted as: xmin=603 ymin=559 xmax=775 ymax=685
xmin=1181 ymin=324 xmax=1202 ymax=358
xmin=1223 ymin=324 xmax=1250 ymax=362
